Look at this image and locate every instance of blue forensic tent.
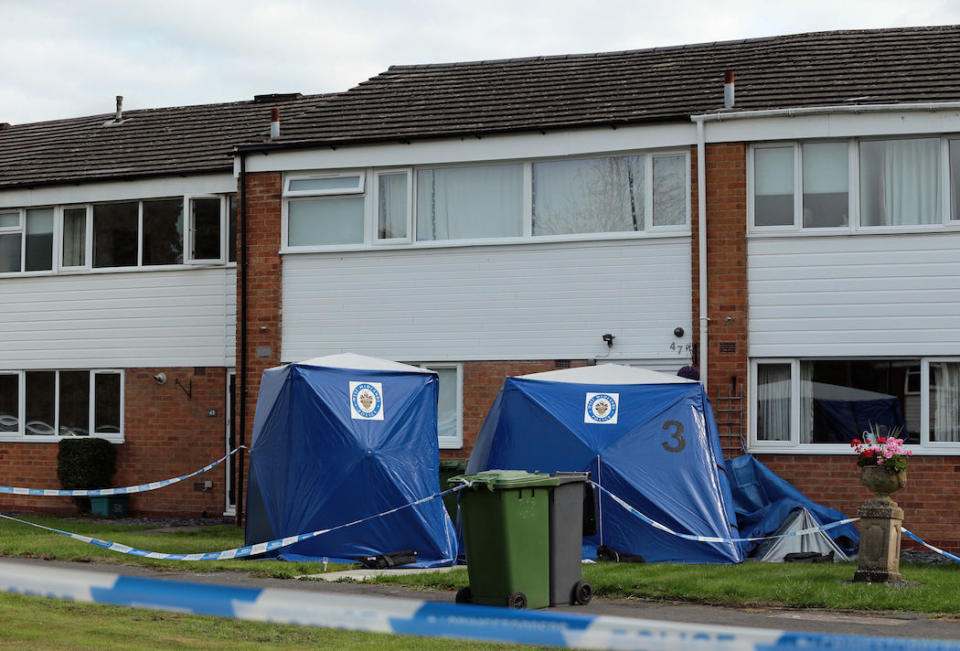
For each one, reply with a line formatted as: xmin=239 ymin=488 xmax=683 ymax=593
xmin=725 ymin=454 xmax=859 ymax=557
xmin=244 ymin=353 xmax=457 ymax=567
xmin=466 ymin=365 xmax=743 ymax=564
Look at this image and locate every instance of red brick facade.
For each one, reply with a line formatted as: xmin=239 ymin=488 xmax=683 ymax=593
xmin=695 ymin=141 xmax=960 ymax=552
xmin=0 ymin=367 xmax=230 ymax=517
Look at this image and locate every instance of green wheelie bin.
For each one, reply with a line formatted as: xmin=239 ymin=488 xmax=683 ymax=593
xmin=451 ymin=470 xmax=558 ymax=609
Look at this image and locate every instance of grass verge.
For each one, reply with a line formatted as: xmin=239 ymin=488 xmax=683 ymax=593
xmin=0 ymin=592 xmax=532 ymax=650
xmin=0 ymin=514 xmax=347 ymax=578
xmin=370 ymin=562 xmax=960 ymax=614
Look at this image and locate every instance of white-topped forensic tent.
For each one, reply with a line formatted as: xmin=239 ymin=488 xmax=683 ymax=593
xmin=467 ymin=364 xmax=743 ymax=564
xmin=244 ymin=353 xmax=457 ymax=566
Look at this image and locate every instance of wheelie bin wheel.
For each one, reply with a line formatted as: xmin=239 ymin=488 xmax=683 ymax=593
xmin=455 ymin=586 xmax=472 ymax=604
xmin=573 ymin=580 xmax=593 ymax=605
xmin=507 ymin=591 xmax=528 ymax=609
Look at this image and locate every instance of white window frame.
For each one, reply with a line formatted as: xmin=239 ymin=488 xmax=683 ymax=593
xmin=749 ymin=136 xmax=960 ymax=236
xmin=282 ymin=150 xmax=692 ymax=254
xmin=0 ymin=370 xmax=22 ymax=437
xmin=947 ymin=137 xmax=960 ymax=222
xmin=0 ymin=207 xmax=60 ymax=276
xmin=0 ymin=369 xmax=124 ymax=443
xmin=186 ymin=194 xmax=226 ymax=264
xmin=59 ymin=204 xmax=93 ymax=271
xmin=0 ymin=208 xmax=25 ymax=277
xmin=749 ymin=357 xmax=960 ymax=454
xmin=285 ymin=171 xmax=365 ymax=197
xmin=372 ymin=169 xmax=413 ymax=245
xmin=416 ymin=362 xmax=463 ymax=450
xmin=749 ymin=358 xmax=799 ymax=448
xmin=649 ymin=152 xmax=693 ymax=233
xmin=283 ymin=171 xmax=368 ymax=250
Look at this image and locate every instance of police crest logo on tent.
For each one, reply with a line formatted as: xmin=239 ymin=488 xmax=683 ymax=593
xmin=350 ymin=381 xmax=384 ymax=420
xmin=584 ymin=392 xmax=618 ymax=424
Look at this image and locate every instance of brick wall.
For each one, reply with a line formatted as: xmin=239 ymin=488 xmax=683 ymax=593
xmin=760 ymin=455 xmax=960 ymax=553
xmin=0 ymin=367 xmax=229 ymax=517
xmin=696 ymin=140 xmax=960 ymax=551
xmin=236 ymin=171 xmax=284 ymax=515
xmin=691 ymin=143 xmax=749 ymax=456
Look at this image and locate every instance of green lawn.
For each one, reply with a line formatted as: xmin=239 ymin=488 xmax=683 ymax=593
xmin=0 ymin=514 xmax=346 ymax=578
xmin=371 ymin=562 xmax=960 ymax=614
xmin=3 ymin=514 xmax=960 ymax=616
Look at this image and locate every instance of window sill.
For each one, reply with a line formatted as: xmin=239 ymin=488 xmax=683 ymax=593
xmin=747 ymin=444 xmax=960 ymax=456
xmin=281 ymin=229 xmax=691 ymax=255
xmin=0 ymin=435 xmax=124 ymax=444
xmin=748 ymin=223 xmax=960 ymax=238
xmin=0 ymin=263 xmax=233 ymax=280
xmin=439 ymin=439 xmax=463 ymax=450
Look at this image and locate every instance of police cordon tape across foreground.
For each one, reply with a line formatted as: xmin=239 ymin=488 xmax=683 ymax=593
xmin=2 ymin=477 xmax=957 ymax=565
xmin=1 ymin=560 xmax=957 ymax=651
xmin=0 ymin=446 xmax=246 ymax=497
xmin=0 ymin=483 xmax=468 ymax=562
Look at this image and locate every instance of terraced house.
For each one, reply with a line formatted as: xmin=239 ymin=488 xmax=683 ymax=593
xmin=2 ymin=26 xmax=959 ymax=551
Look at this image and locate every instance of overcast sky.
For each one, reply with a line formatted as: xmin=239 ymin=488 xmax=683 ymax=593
xmin=2 ymin=0 xmax=959 ymax=125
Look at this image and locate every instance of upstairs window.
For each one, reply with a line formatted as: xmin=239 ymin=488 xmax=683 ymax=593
xmin=93 ymin=202 xmax=139 ymax=268
xmin=533 ymin=156 xmax=643 ymax=235
xmin=753 ymin=146 xmax=795 ymax=227
xmin=949 ymin=140 xmax=960 ymax=221
xmin=190 ymin=197 xmax=222 ymax=262
xmin=62 ymin=207 xmax=88 ymax=268
xmin=417 ymin=164 xmax=523 ymax=241
xmin=227 ymin=194 xmax=238 ymax=263
xmin=375 ymin=171 xmax=411 ymax=242
xmin=0 ymin=208 xmax=55 ymax=273
xmin=283 ymin=151 xmax=690 ymax=251
xmin=860 ymin=138 xmax=940 ymax=227
xmin=802 ymin=142 xmax=849 ymax=228
xmin=0 ymin=210 xmax=23 ymax=273
xmin=751 ymin=136 xmax=960 ymax=232
xmin=286 ymin=173 xmax=365 ymax=246
xmin=141 ymin=198 xmax=183 ymax=265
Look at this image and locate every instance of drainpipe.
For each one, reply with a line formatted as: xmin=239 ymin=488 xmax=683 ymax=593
xmin=695 ymin=117 xmax=708 ymax=390
xmin=236 ymin=151 xmax=248 ymax=527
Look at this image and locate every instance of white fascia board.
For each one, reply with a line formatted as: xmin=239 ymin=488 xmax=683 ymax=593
xmin=0 ymin=174 xmax=237 ymax=209
xmin=703 ymin=109 xmax=960 ymax=144
xmin=242 ymin=123 xmax=697 ymax=173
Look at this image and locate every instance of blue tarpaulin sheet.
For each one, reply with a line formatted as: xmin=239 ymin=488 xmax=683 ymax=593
xmin=466 ymin=365 xmax=743 ymax=564
xmin=244 ymin=353 xmax=457 ymax=567
xmin=725 ymin=453 xmax=859 ymax=556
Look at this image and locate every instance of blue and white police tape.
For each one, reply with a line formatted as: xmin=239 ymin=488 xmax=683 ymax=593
xmin=1 ymin=561 xmax=956 ymax=650
xmin=0 ymin=446 xmax=246 ymax=497
xmin=0 ymin=484 xmax=465 ymax=562
xmin=591 ymin=481 xmax=860 ymax=544
xmin=903 ymin=529 xmax=960 ymax=564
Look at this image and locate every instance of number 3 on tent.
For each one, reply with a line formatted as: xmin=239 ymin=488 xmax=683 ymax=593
xmin=662 ymin=420 xmax=686 ymax=453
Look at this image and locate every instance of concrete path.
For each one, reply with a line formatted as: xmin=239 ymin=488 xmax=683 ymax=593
xmin=3 ymin=558 xmax=959 ymax=642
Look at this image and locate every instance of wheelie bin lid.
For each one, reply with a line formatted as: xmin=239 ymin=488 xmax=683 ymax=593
xmin=552 ymin=471 xmax=591 ymax=485
xmin=449 ymin=469 xmax=560 ymax=490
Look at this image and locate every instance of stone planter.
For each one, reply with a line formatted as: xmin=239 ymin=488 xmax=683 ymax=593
xmin=854 ymin=465 xmax=907 ymax=584
xmin=860 ymin=465 xmax=906 ymax=499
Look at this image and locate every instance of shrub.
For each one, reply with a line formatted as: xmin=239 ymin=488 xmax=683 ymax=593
xmin=57 ymin=438 xmax=117 ymax=512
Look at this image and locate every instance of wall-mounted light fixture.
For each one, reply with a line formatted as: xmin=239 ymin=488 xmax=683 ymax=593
xmin=153 ymin=373 xmax=167 ymax=385
xmin=602 ymin=333 xmax=615 ymax=348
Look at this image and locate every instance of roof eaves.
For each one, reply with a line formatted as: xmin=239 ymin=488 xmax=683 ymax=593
xmin=234 ymin=113 xmax=694 ymax=154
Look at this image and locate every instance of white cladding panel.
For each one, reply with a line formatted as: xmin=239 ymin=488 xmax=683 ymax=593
xmin=0 ymin=268 xmax=236 ymax=368
xmin=749 ymin=233 xmax=960 ymax=357
xmin=282 ymin=239 xmax=692 ymax=363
